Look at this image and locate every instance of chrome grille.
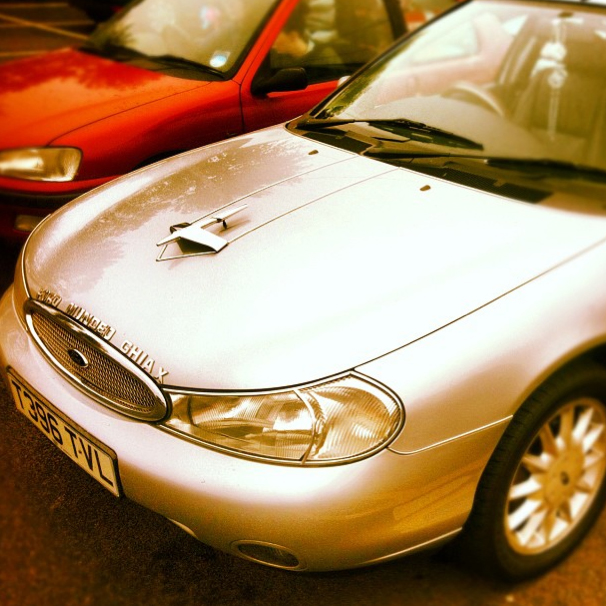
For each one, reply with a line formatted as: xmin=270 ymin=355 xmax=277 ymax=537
xmin=26 ymin=301 xmax=168 ymax=421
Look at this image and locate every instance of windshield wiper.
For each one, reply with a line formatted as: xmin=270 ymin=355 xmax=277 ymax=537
xmin=80 ymin=39 xmax=105 ymax=55
xmin=80 ymin=42 xmax=225 ymax=77
xmin=297 ymin=117 xmax=483 ymax=151
xmin=80 ymin=40 xmax=147 ymax=60
xmin=296 ymin=117 xmax=361 ymax=129
xmin=149 ymin=54 xmax=225 ymax=78
xmin=361 ymin=151 xmax=606 ymax=184
xmin=485 ymin=158 xmax=606 ymax=182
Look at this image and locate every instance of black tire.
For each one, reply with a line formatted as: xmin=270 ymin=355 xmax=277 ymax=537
xmin=460 ymin=360 xmax=606 ymax=581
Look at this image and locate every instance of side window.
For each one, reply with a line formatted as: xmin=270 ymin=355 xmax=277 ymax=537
xmin=270 ymin=0 xmax=395 ymax=84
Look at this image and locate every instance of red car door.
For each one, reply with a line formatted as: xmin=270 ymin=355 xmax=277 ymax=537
xmin=240 ymin=0 xmax=405 ymax=133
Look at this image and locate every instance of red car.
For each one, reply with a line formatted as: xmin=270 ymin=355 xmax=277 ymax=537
xmin=0 ymin=0 xmax=406 ymax=241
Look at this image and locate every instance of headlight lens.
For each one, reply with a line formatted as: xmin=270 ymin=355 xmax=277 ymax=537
xmin=0 ymin=147 xmax=82 ymax=181
xmin=164 ymin=374 xmax=403 ymax=465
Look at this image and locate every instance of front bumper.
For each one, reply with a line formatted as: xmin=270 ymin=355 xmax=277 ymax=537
xmin=0 ymin=285 xmax=503 ymax=571
xmin=0 ymin=176 xmax=110 ymax=241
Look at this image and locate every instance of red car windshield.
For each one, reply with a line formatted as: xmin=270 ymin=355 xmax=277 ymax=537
xmin=88 ymin=0 xmax=279 ymax=73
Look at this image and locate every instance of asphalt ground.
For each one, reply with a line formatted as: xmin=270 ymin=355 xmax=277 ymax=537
xmin=1 ymin=3 xmax=606 ymax=605
xmin=0 ymin=1 xmax=92 ymax=64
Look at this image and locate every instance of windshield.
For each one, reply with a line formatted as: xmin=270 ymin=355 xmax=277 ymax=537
xmin=88 ymin=0 xmax=278 ymax=73
xmin=307 ymin=0 xmax=606 ymax=173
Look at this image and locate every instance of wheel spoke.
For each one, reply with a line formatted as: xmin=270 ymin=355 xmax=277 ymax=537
xmin=516 ymin=509 xmax=548 ymax=547
xmin=538 ymin=423 xmax=559 ymax=457
xmin=557 ymin=498 xmax=574 ymax=524
xmin=509 ymin=476 xmax=542 ymax=500
xmin=542 ymin=508 xmax=561 ymax=543
xmin=508 ymin=498 xmax=542 ymax=532
xmin=576 ymin=474 xmax=595 ymax=494
xmin=557 ymin=407 xmax=575 ymax=451
xmin=521 ymin=452 xmax=551 ymax=474
xmin=573 ymin=407 xmax=595 ymax=445
xmin=582 ymin=424 xmax=605 ymax=454
xmin=583 ymin=450 xmax=605 ymax=473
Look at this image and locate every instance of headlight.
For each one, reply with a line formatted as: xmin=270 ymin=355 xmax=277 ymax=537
xmin=164 ymin=374 xmax=404 ymax=465
xmin=0 ymin=147 xmax=82 ymax=181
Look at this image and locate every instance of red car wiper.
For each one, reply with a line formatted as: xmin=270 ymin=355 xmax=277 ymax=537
xmin=150 ymin=54 xmax=226 ymax=78
xmin=80 ymin=40 xmax=146 ymax=61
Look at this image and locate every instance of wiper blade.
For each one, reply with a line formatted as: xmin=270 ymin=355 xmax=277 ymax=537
xmin=362 ymin=144 xmax=464 ymax=160
xmin=80 ymin=41 xmax=147 ymax=60
xmin=79 ymin=39 xmax=116 ymax=57
xmin=486 ymin=157 xmax=606 ymax=181
xmin=149 ymin=54 xmax=225 ymax=77
xmin=80 ymin=43 xmax=224 ymax=77
xmin=360 ymin=152 xmax=606 ymax=182
xmin=297 ymin=117 xmax=483 ymax=151
xmin=296 ymin=117 xmax=361 ymax=130
xmin=371 ymin=119 xmax=483 ymax=150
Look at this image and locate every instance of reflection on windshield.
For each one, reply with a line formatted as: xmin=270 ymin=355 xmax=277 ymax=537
xmin=89 ymin=0 xmax=275 ymax=73
xmin=313 ymin=0 xmax=606 ymax=172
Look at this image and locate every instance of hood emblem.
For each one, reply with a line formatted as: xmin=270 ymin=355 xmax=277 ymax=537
xmin=156 ymin=205 xmax=247 ymax=262
xmin=67 ymin=348 xmax=89 ymax=369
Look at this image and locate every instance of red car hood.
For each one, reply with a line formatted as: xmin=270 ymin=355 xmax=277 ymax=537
xmin=0 ymin=48 xmax=208 ymax=147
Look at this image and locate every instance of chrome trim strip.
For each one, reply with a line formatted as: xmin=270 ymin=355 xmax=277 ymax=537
xmin=162 ymin=371 xmax=405 ymax=467
xmin=25 ymin=299 xmax=170 ymax=421
xmin=359 ymin=528 xmax=463 ymax=567
xmin=388 ymin=416 xmax=512 ymax=456
xmin=230 ymin=540 xmax=306 ymax=571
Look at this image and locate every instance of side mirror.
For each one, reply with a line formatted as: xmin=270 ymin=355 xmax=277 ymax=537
xmin=252 ymin=68 xmax=308 ymax=96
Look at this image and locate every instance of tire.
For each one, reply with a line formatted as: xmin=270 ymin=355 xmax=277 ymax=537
xmin=460 ymin=360 xmax=606 ymax=581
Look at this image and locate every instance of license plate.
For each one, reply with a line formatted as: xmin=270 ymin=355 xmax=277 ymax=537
xmin=7 ymin=369 xmax=121 ymax=497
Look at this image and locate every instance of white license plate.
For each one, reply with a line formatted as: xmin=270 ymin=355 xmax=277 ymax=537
xmin=8 ymin=369 xmax=121 ymax=497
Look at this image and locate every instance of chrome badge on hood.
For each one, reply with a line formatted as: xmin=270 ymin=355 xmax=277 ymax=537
xmin=156 ymin=205 xmax=248 ymax=261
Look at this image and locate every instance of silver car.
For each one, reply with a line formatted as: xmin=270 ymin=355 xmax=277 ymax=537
xmin=2 ymin=0 xmax=606 ymax=580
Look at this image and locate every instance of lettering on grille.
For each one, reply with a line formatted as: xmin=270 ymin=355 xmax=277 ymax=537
xmin=26 ymin=302 xmax=168 ymax=421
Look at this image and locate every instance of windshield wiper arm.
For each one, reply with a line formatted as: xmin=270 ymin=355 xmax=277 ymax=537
xmin=296 ymin=117 xmax=361 ymax=129
xmin=149 ymin=54 xmax=225 ymax=78
xmin=362 ymin=152 xmax=606 ymax=183
xmin=80 ymin=40 xmax=147 ymax=60
xmin=297 ymin=117 xmax=483 ymax=151
xmin=80 ymin=43 xmax=225 ymax=77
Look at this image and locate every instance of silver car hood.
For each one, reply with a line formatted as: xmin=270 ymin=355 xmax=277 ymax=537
xmin=24 ymin=125 xmax=606 ymax=389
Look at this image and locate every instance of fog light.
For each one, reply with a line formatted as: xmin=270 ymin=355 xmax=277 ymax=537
xmin=14 ymin=214 xmax=44 ymax=233
xmin=234 ymin=541 xmax=302 ymax=569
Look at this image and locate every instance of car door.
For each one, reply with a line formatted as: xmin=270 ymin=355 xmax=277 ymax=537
xmin=240 ymin=0 xmax=405 ymax=133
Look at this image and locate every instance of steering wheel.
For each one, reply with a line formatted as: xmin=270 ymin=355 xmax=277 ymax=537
xmin=442 ymin=82 xmax=505 ymax=117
